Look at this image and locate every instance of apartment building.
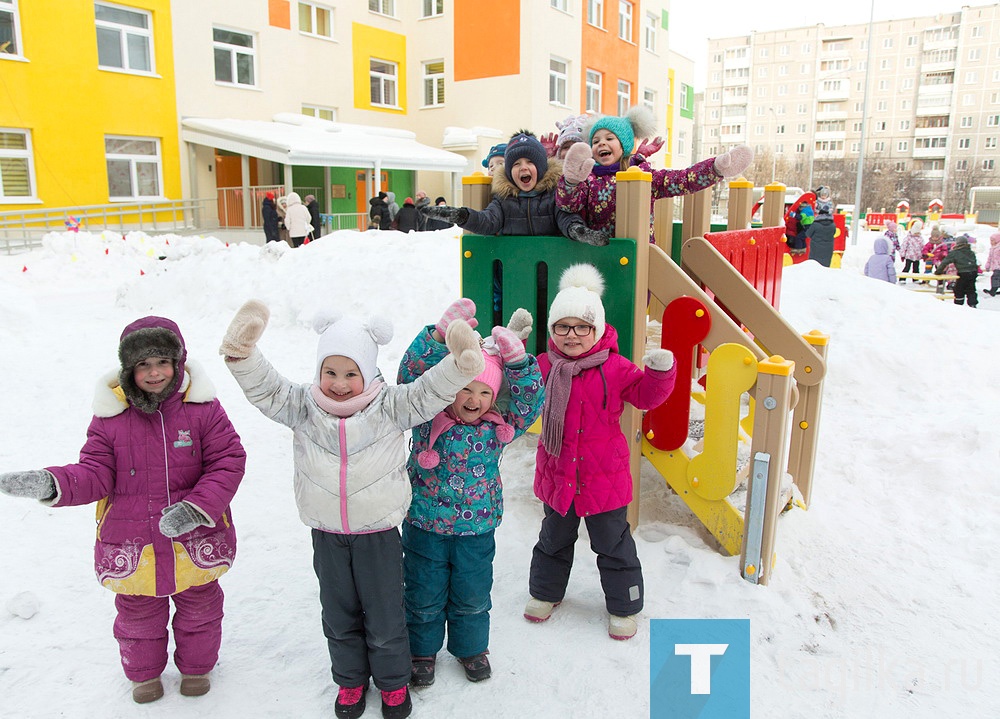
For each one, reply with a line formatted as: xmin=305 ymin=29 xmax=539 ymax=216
xmin=698 ymin=3 xmax=1000 ymax=212
xmin=1 ymin=0 xmax=694 ymax=226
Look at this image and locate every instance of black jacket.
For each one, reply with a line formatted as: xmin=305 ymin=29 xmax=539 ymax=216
xmin=262 ymin=198 xmax=281 ymax=242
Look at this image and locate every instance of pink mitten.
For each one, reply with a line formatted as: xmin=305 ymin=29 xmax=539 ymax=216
xmin=492 ymin=326 xmax=526 ymax=365
xmin=636 ymin=136 xmax=665 ymax=158
xmin=435 ymin=298 xmax=478 ymax=339
xmin=562 ymin=142 xmax=596 ymax=185
xmin=713 ymin=144 xmax=754 ymax=178
xmin=539 ymin=132 xmax=559 ymax=158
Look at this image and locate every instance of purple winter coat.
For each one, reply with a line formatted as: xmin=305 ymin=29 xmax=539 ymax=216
xmin=45 ymin=317 xmax=246 ymax=597
xmin=863 ymin=237 xmax=897 ymax=283
xmin=534 ymin=325 xmax=676 ymax=517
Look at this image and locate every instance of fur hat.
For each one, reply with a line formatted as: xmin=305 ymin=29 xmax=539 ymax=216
xmin=556 ymin=114 xmax=589 ymax=148
xmin=547 ymin=264 xmax=607 ymax=341
xmin=118 ymin=317 xmax=186 ymax=414
xmin=313 ymin=312 xmax=393 ymax=390
xmin=481 ymin=143 xmax=507 ymax=169
xmin=504 ymin=132 xmax=548 ymax=184
xmin=910 ymin=218 xmax=923 ymax=232
xmin=586 ymin=106 xmax=657 ymax=155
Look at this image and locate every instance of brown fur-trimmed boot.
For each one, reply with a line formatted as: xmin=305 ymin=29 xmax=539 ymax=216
xmin=180 ymin=673 xmax=211 ymax=696
xmin=131 ymin=677 xmax=164 ymax=703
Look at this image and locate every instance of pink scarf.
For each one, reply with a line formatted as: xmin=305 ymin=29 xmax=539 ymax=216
xmin=417 ymin=406 xmax=516 ymax=468
xmin=541 ymin=348 xmax=610 ymax=457
xmin=310 ymin=379 xmax=385 ymax=417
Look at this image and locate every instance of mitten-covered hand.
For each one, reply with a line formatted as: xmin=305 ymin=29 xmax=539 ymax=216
xmin=492 ymin=326 xmax=526 ymax=365
xmin=636 ymin=136 xmax=665 ymax=158
xmin=539 ymin=132 xmax=559 ymax=158
xmin=0 ymin=470 xmax=57 ymax=500
xmin=159 ymin=501 xmax=209 ymax=538
xmin=220 ymin=299 xmax=270 ymax=360
xmin=445 ymin=319 xmax=485 ymax=377
xmin=436 ymin=298 xmax=478 ymax=341
xmin=643 ymin=349 xmax=675 ymax=372
xmin=422 ymin=204 xmax=469 ymax=226
xmin=713 ymin=144 xmax=754 ymax=178
xmin=562 ymin=142 xmax=596 ymax=185
xmin=567 ymin=222 xmax=611 ymax=247
xmin=506 ymin=307 xmax=533 ymax=340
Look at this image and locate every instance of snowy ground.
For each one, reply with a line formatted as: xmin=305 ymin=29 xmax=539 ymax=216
xmin=0 ymin=224 xmax=997 ymax=718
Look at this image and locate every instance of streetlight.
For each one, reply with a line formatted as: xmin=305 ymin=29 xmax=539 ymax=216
xmin=850 ymin=0 xmax=876 ymax=245
xmin=768 ymin=107 xmax=777 ymax=181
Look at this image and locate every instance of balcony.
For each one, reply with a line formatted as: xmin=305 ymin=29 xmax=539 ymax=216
xmin=815 ymin=130 xmax=847 ymax=142
xmin=912 ymin=146 xmax=948 ymax=159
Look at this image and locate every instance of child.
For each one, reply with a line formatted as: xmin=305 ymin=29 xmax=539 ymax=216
xmin=397 ymin=300 xmax=544 ymax=687
xmin=899 ymin=219 xmax=924 ymax=278
xmin=784 ymin=196 xmax=815 ymax=256
xmin=934 ymin=235 xmax=979 ymax=308
xmin=423 ymin=131 xmax=608 ymax=246
xmin=557 ymin=106 xmax=752 ymax=241
xmin=0 ymin=317 xmax=246 ymax=704
xmin=481 ymin=143 xmax=507 ymax=176
xmin=863 ymin=237 xmax=897 ymax=284
xmin=284 ymin=191 xmax=314 ymax=247
xmin=220 ymin=300 xmax=486 ymax=719
xmin=923 ymin=227 xmax=948 ymax=274
xmin=805 ymin=186 xmax=837 ymax=267
xmin=882 ymin=220 xmax=900 ymax=262
xmin=523 ymin=264 xmax=676 ymax=640
xmin=983 ymin=232 xmax=1000 ymax=297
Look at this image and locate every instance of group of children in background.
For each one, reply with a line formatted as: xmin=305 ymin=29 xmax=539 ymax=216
xmin=1 ymin=105 xmax=724 ymax=717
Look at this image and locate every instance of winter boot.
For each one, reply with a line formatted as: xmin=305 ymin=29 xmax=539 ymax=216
xmin=459 ymin=651 xmax=492 ymax=682
xmin=608 ymin=614 xmax=638 ymax=641
xmin=131 ymin=677 xmax=164 ymax=704
xmin=410 ymin=655 xmax=436 ymax=687
xmin=180 ymin=673 xmax=211 ymax=697
xmin=523 ymin=597 xmax=560 ymax=622
xmin=381 ymin=685 xmax=412 ymax=719
xmin=335 ymin=681 xmax=369 ymax=719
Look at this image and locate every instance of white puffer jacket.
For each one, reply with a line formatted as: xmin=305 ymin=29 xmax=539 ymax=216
xmin=283 ymin=192 xmax=313 ymax=238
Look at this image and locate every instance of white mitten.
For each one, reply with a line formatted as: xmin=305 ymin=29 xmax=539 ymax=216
xmin=445 ymin=319 xmax=485 ymax=377
xmin=643 ymin=349 xmax=675 ymax=372
xmin=220 ymin=300 xmax=270 ymax=360
xmin=713 ymin=144 xmax=754 ymax=178
xmin=562 ymin=142 xmax=596 ymax=185
xmin=506 ymin=308 xmax=533 ymax=341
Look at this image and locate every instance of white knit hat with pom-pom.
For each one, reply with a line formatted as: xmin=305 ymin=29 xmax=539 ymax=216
xmin=313 ymin=312 xmax=393 ymax=389
xmin=547 ymin=263 xmax=607 ymax=341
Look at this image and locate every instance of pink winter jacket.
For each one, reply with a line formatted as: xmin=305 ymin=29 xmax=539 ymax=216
xmin=985 ymin=238 xmax=1000 ymax=272
xmin=45 ymin=319 xmax=246 ymax=597
xmin=534 ymin=325 xmax=676 ymax=517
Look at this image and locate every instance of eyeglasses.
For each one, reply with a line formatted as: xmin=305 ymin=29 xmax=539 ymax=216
xmin=552 ymin=323 xmax=595 ymax=337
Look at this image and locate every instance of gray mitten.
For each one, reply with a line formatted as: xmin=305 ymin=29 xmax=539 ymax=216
xmin=643 ymin=349 xmax=675 ymax=372
xmin=0 ymin=470 xmax=57 ymax=500
xmin=713 ymin=144 xmax=754 ymax=178
xmin=567 ymin=222 xmax=611 ymax=247
xmin=506 ymin=307 xmax=533 ymax=340
xmin=159 ymin=501 xmax=209 ymax=538
xmin=220 ymin=299 xmax=270 ymax=360
xmin=422 ymin=204 xmax=469 ymax=226
xmin=445 ymin=319 xmax=486 ymax=377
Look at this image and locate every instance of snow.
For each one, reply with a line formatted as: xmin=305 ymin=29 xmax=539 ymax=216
xmin=1 ymin=225 xmax=997 ymax=718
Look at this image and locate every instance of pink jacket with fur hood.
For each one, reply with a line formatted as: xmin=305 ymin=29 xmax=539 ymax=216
xmin=534 ymin=325 xmax=676 ymax=517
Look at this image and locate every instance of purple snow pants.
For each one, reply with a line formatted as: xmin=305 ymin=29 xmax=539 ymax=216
xmin=113 ymin=581 xmax=224 ymax=682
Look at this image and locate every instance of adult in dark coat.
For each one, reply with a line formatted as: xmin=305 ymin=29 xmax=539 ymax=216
xmin=262 ymin=192 xmax=281 ymax=243
xmin=414 ymin=191 xmax=431 ymax=231
xmin=394 ymin=197 xmax=419 ymax=233
xmin=368 ymin=191 xmax=388 ymax=229
xmin=304 ymin=194 xmax=322 ymax=240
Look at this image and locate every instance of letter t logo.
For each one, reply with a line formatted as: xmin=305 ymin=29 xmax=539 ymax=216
xmin=674 ymin=644 xmax=729 ymax=694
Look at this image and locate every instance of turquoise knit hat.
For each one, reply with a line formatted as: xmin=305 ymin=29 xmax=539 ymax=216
xmin=481 ymin=143 xmax=507 ymax=169
xmin=589 ymin=116 xmax=635 ymax=153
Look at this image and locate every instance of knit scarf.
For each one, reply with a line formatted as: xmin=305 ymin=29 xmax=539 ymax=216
xmin=592 ymin=162 xmax=621 ymax=177
xmin=310 ymin=379 xmax=384 ymax=417
xmin=541 ymin=348 xmax=610 ymax=457
xmin=417 ymin=405 xmax=515 ymax=469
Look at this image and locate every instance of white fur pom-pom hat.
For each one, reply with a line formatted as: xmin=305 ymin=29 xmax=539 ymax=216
xmin=547 ymin=263 xmax=607 ymax=341
xmin=313 ymin=312 xmax=393 ymax=389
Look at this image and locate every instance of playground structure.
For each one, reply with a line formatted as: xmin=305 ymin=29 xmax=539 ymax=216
xmin=458 ymin=173 xmax=829 ymax=587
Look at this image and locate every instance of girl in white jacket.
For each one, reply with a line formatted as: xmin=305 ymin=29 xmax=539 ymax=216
xmin=220 ymin=300 xmax=484 ymax=719
xmin=282 ymin=191 xmax=313 ymax=247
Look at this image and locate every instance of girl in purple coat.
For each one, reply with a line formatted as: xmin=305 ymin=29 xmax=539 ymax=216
xmin=863 ymin=237 xmax=897 ymax=284
xmin=0 ymin=317 xmax=246 ymax=704
xmin=523 ymin=264 xmax=677 ymax=641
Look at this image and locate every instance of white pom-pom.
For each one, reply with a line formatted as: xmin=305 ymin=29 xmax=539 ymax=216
xmin=312 ymin=309 xmax=342 ymax=334
xmin=365 ymin=315 xmax=393 ymax=345
xmin=625 ymin=105 xmax=657 ymax=142
xmin=558 ymin=263 xmax=605 ymax=297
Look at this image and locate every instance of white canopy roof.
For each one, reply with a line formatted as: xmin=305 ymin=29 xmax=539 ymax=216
xmin=181 ymin=113 xmax=468 ymax=172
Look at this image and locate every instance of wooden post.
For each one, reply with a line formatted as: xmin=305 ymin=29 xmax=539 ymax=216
xmin=461 ymin=173 xmax=493 ymax=212
xmin=681 ymin=189 xmax=711 ymax=245
xmin=762 ymin=182 xmax=786 ymax=231
xmin=614 ymin=167 xmax=651 ymax=532
xmin=787 ymin=331 xmax=829 ymax=508
xmin=727 ymin=178 xmax=753 ymax=230
xmin=649 ymin=197 xmax=675 ymax=322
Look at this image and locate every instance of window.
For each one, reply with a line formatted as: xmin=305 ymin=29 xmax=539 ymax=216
xmin=421 ymin=0 xmax=443 ymax=17
xmin=779 ymin=44 xmax=789 ymax=56
xmin=643 ymin=87 xmax=655 ymax=114
xmin=873 ymin=141 xmax=885 ymax=152
xmin=759 ymin=47 xmax=768 ymax=58
xmin=876 ymin=100 xmax=887 ymax=111
xmin=901 ymin=78 xmax=913 ymax=90
xmin=618 ymin=1 xmax=632 ymax=42
xmin=299 ymin=2 xmax=333 ymax=39
xmin=302 ymin=104 xmax=335 ymax=121
xmin=960 ymin=116 xmax=973 ymax=128
xmin=213 ymin=28 xmax=255 ymax=86
xmin=802 ymin=43 xmax=811 ymax=53
xmin=901 ymin=100 xmax=910 ymax=110
xmin=677 ymin=131 xmax=686 ymax=155
xmin=616 ymin=79 xmax=631 ymax=115
xmin=585 ymin=70 xmax=602 ymax=112
xmin=775 ymin=125 xmax=785 ymax=134
xmin=758 ymin=67 xmax=767 ymax=78
xmin=798 ymin=103 xmax=807 ymax=114
xmin=587 ymin=0 xmax=603 ymax=27
xmin=968 ymin=48 xmax=982 ymax=61
xmin=987 ymin=137 xmax=998 ymax=150
xmin=907 ymin=35 xmax=917 ymax=46
xmin=956 ymin=159 xmax=968 ymax=170
xmin=965 ymin=71 xmax=978 ymax=84
xmin=796 ymin=123 xmax=806 ymax=133
xmin=643 ymin=12 xmax=656 ymax=52
xmin=874 ymin=121 xmax=886 ymax=131
xmin=105 ymin=136 xmax=161 ymax=200
xmin=369 ymin=58 xmax=397 ymax=106
xmin=679 ymin=83 xmax=690 ymax=112
xmin=958 ymin=138 xmax=970 ymax=149
xmin=971 ymin=25 xmax=984 ymax=38
xmin=899 ymin=120 xmax=910 ymax=130
xmin=882 ymin=37 xmax=892 ymax=49
xmin=898 ymin=141 xmax=908 ymax=152
xmin=778 ymin=65 xmax=788 ymax=76
xmin=0 ymin=128 xmax=34 ymax=200
xmin=423 ymin=60 xmax=444 ymax=107
xmin=880 ymin=59 xmax=891 ymax=70
xmin=878 ymin=79 xmax=888 ymax=91
xmin=368 ymin=0 xmax=394 ymax=17
xmin=800 ymin=63 xmax=809 ymax=74
xmin=549 ymin=57 xmax=568 ymax=105
xmin=795 ymin=143 xmax=806 ymax=153
xmin=988 ymin=115 xmax=1000 ymax=127
xmin=550 ymin=0 xmax=568 ymax=11
xmin=895 ymin=162 xmax=907 ymax=172
xmin=95 ymin=3 xmax=153 ymax=73
xmin=984 ymin=159 xmax=995 ymax=171
xmin=905 ymin=57 xmax=915 ymax=68
xmin=914 ymin=137 xmax=947 ymax=149
xmin=0 ymin=0 xmax=21 ymax=56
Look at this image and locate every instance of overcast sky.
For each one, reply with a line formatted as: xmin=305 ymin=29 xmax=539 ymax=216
xmin=669 ymin=0 xmax=980 ymax=88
